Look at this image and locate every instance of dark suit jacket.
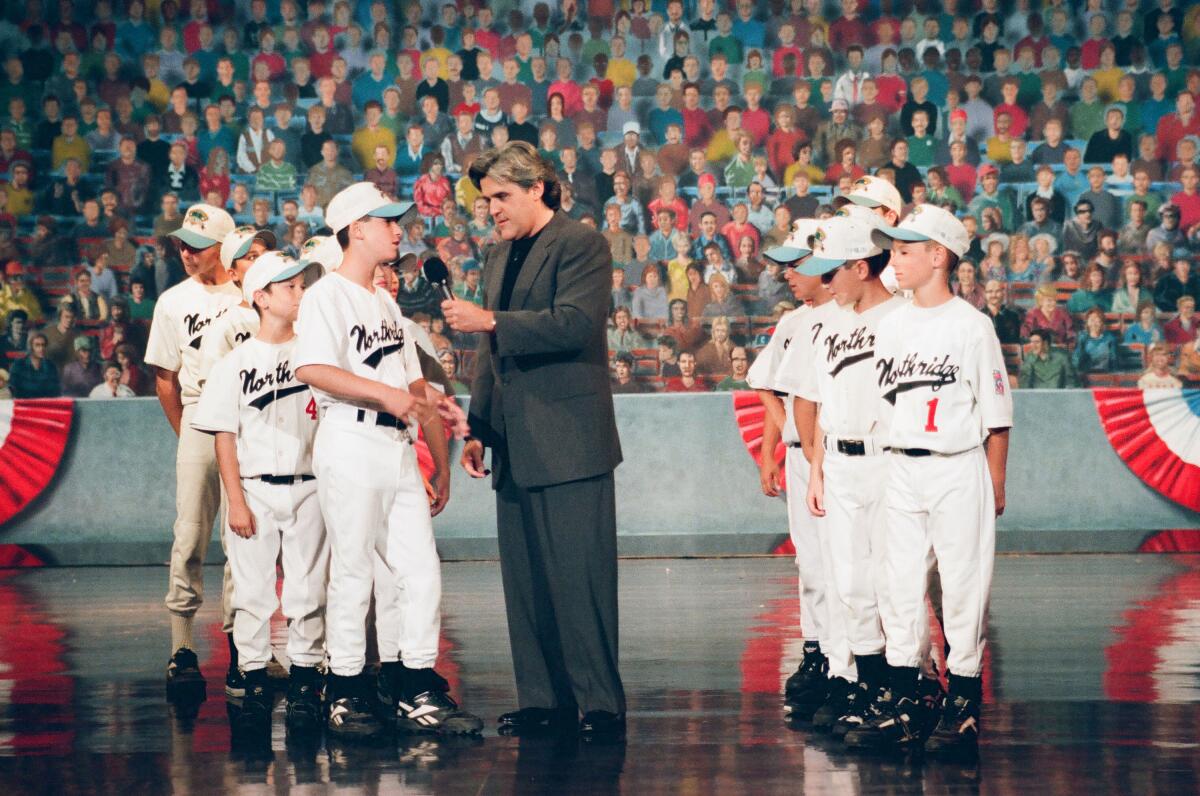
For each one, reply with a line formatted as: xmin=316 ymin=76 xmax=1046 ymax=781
xmin=468 ymin=211 xmax=623 ymax=489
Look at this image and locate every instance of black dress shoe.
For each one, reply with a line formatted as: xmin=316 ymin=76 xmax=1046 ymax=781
xmin=498 ymin=707 xmax=577 ymax=734
xmin=579 ymin=711 xmax=626 ymax=739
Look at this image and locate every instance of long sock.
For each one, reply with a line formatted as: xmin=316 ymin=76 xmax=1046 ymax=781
xmin=227 ymin=632 xmax=239 ymax=671
xmin=855 ymin=653 xmax=888 ymax=690
xmin=948 ymin=673 xmax=983 ymax=703
xmin=889 ymin=665 xmax=921 ymax=701
xmin=170 ymin=614 xmax=194 ymax=651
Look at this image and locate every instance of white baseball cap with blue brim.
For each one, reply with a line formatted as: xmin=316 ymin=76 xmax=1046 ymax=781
xmin=795 ymin=216 xmax=884 ymax=276
xmin=170 ymin=203 xmax=236 ymax=249
xmin=870 ymin=203 xmax=969 ymax=257
xmin=298 ymin=234 xmax=343 ymax=273
xmin=242 ymin=251 xmax=312 ymax=305
xmin=325 ymin=182 xmax=418 ymax=234
xmin=833 ymin=175 xmax=903 ymax=216
xmin=220 ymin=225 xmax=277 ymax=270
xmin=763 ymin=218 xmax=822 ymax=265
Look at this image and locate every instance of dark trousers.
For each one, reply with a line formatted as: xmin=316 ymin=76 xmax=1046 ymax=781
xmin=496 ymin=468 xmax=626 ymax=716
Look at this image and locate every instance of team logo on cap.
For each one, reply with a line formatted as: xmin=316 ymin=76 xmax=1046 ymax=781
xmin=852 ymin=176 xmax=873 ymax=189
xmin=234 ymin=224 xmax=257 ymax=234
xmin=812 ymin=227 xmax=828 ymax=248
xmin=301 ymin=238 xmax=322 ymax=254
xmin=186 ymin=207 xmax=210 ymax=226
xmin=908 ymin=205 xmax=924 ymax=218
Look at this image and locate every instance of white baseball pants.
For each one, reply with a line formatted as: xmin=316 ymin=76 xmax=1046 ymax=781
xmin=821 ymin=449 xmax=895 ymax=659
xmin=226 ymin=478 xmax=329 ymax=671
xmin=883 ymin=447 xmax=994 ymax=678
xmin=166 ymin=403 xmax=234 ymax=634
xmin=313 ymin=419 xmax=441 ymax=677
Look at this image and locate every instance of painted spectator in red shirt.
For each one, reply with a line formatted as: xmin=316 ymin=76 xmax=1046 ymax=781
xmin=548 ymin=58 xmax=583 ymax=117
xmin=1016 ymin=13 xmax=1052 ymax=67
xmin=1079 ymin=15 xmax=1108 ymax=70
xmin=993 ymin=79 xmax=1029 ymax=139
xmin=665 ymin=351 xmax=709 ymax=392
xmin=1164 ymin=295 xmax=1199 ymax=344
xmin=772 ymin=22 xmax=805 ymax=77
xmin=828 ymin=0 xmax=871 ymax=52
xmin=740 ymin=85 xmax=771 ymax=148
xmin=681 ymin=83 xmax=714 ymax=148
xmin=1157 ymin=92 xmax=1200 ymax=161
xmin=767 ymin=106 xmax=805 ymax=181
xmin=647 ymin=179 xmax=689 ymax=233
xmin=1170 ymin=165 xmax=1200 ymax=234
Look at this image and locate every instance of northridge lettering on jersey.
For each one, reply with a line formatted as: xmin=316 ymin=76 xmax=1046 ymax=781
xmin=184 ymin=306 xmax=230 ymax=349
xmin=351 ymin=319 xmax=406 ymax=367
xmin=824 ymin=325 xmax=876 ymax=378
xmin=876 ymin=352 xmax=961 ymax=404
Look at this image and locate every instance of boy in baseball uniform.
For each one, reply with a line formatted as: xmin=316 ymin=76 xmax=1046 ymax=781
xmin=847 ymin=205 xmax=1011 ymax=755
xmin=144 ymin=203 xmax=240 ymax=699
xmin=191 ymin=252 xmax=328 ymax=738
xmin=197 ymin=227 xmax=277 ymax=383
xmin=755 ymin=220 xmax=835 ymax=720
xmin=293 ymin=183 xmax=479 ymax=739
xmin=790 ymin=215 xmax=907 ymax=739
xmin=192 ymin=225 xmax=277 ymax=696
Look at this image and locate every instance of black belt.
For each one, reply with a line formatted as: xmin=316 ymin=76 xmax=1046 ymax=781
xmin=890 ymin=447 xmax=933 ymax=457
xmin=357 ymin=408 xmax=408 ymax=429
xmin=251 ymin=474 xmax=316 ymax=485
xmin=836 ymin=439 xmax=866 ymax=456
xmin=787 ymin=442 xmax=803 ymax=449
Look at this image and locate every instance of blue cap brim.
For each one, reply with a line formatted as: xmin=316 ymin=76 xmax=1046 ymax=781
xmin=871 ymin=226 xmax=932 ymax=250
xmin=268 ymin=261 xmax=309 ymax=285
xmin=368 ymin=201 xmax=417 ymax=220
xmin=763 ymin=245 xmax=812 ymax=264
xmin=795 ymin=255 xmax=849 ymax=276
xmin=169 ymin=228 xmax=220 ymax=249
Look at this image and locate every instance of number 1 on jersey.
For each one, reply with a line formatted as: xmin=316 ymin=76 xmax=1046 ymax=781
xmin=924 ymin=398 xmax=939 ymax=432
xmin=306 ymin=397 xmax=318 ymax=420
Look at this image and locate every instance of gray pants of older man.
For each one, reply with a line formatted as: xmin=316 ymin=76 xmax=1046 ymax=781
xmin=496 ymin=465 xmax=626 ymax=717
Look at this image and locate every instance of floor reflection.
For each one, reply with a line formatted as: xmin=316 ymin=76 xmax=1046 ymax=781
xmin=0 ymin=556 xmax=1197 ymax=794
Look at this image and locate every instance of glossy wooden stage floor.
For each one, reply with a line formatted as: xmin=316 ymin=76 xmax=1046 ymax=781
xmin=1 ymin=555 xmax=1199 ymax=795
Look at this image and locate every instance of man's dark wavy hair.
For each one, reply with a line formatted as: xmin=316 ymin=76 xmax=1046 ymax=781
xmin=468 ymin=141 xmax=562 ymax=211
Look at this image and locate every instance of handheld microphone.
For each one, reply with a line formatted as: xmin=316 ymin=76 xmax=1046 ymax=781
xmin=423 ymin=257 xmax=454 ymax=301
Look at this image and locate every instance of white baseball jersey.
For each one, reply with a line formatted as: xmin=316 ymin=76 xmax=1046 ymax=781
xmin=293 ymin=272 xmax=424 ymax=411
xmin=874 ymin=296 xmax=1013 ymax=453
xmin=190 ymin=336 xmax=317 ymax=478
xmin=805 ymin=296 xmax=905 ymax=439
xmin=773 ymin=300 xmax=847 ymax=404
xmin=747 ymin=305 xmax=811 ymax=445
xmin=197 ymin=304 xmax=260 ymax=388
xmin=144 ymin=278 xmax=242 ymax=406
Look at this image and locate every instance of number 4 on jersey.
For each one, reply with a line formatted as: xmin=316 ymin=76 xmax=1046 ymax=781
xmin=924 ymin=398 xmax=939 ymax=432
xmin=306 ymin=398 xmax=318 ymax=420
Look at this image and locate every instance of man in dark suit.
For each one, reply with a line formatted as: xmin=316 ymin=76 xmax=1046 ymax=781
xmin=441 ymin=142 xmax=626 ymax=739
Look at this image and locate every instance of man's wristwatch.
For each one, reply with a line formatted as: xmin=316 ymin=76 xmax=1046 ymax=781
xmin=489 ymin=314 xmax=498 ymax=333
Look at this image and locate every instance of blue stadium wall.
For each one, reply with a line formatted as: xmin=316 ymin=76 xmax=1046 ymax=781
xmin=3 ymin=391 xmax=1196 ymax=565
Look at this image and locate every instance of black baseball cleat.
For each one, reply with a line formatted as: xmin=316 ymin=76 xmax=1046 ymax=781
xmin=842 ymin=688 xmax=930 ymax=750
xmin=811 ymin=677 xmax=855 ymax=732
xmin=784 ymin=648 xmax=830 ymax=720
xmin=326 ymin=673 xmax=385 ymax=740
xmin=233 ymin=669 xmax=272 ymax=736
xmin=286 ymin=665 xmax=324 ymax=736
xmin=924 ymin=695 xmax=981 ymax=756
xmin=832 ymin=681 xmax=877 ymax=740
xmin=393 ymin=667 xmax=482 ymax=735
xmin=498 ymin=707 xmax=578 ymax=735
xmin=397 ymin=689 xmax=484 ymax=735
xmin=579 ymin=711 xmax=626 ymax=742
xmin=166 ymin=647 xmax=206 ymax=701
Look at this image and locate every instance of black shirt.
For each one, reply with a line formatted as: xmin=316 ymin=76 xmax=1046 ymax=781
xmin=499 ymin=228 xmax=544 ymax=311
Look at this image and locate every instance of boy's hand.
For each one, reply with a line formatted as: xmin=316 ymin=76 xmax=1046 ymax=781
xmin=228 ymin=502 xmax=257 ymax=539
